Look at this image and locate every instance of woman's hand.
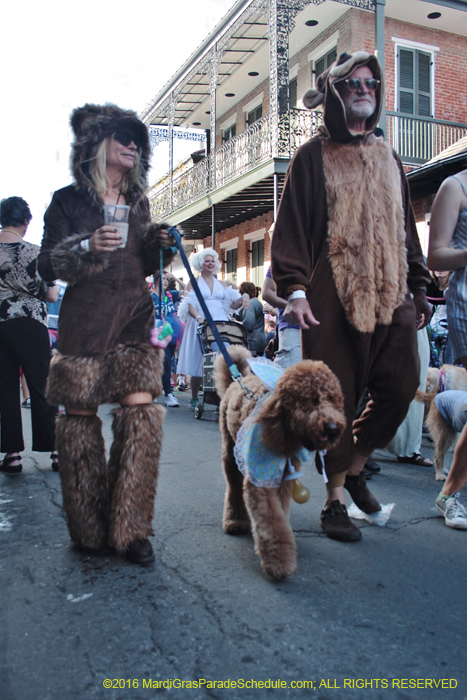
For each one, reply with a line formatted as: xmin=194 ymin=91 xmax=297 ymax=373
xmin=89 ymin=225 xmax=122 ymax=253
xmin=45 ymin=284 xmax=59 ymax=303
xmin=156 ymin=225 xmax=176 ymax=250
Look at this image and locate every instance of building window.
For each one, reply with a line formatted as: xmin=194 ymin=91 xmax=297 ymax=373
xmin=289 ymin=78 xmax=297 ymax=109
xmin=247 ymin=105 xmax=262 ymax=126
xmin=223 ymin=123 xmax=236 ymax=141
xmin=226 ymin=248 xmax=237 ymax=284
xmin=314 ymin=47 xmax=337 ymax=83
xmin=250 ymin=239 xmax=264 ymax=290
xmin=398 ymin=47 xmax=432 ymax=117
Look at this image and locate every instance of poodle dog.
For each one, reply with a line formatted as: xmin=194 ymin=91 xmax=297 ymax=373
xmin=214 ymin=345 xmax=345 ymax=580
xmin=417 ymin=364 xmax=467 ymax=479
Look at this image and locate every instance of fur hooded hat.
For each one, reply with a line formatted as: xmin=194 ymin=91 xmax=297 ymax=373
xmin=70 ymin=103 xmax=151 ymax=206
xmin=303 ymin=51 xmax=383 ymax=141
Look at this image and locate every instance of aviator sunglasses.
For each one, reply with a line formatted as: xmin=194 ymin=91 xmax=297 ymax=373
xmin=114 ymin=130 xmax=142 ymax=149
xmin=343 ymin=77 xmax=380 ymax=92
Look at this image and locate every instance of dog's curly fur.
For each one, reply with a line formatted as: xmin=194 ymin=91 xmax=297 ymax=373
xmin=214 ymin=346 xmax=346 ymax=580
xmin=417 ymin=364 xmax=467 ymax=480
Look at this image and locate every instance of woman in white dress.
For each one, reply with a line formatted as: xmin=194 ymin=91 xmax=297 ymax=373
xmin=177 ymin=248 xmax=249 ymax=408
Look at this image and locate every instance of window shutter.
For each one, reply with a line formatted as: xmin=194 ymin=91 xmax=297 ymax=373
xmin=226 ymin=249 xmax=237 ymax=284
xmin=417 ymin=52 xmax=431 ymax=117
xmin=398 ymin=48 xmax=432 ymax=117
xmin=251 ymin=240 xmax=264 ymax=289
xmin=327 ymin=48 xmax=337 ymax=68
xmin=315 ymin=57 xmax=325 ymax=79
xmin=399 ymin=48 xmax=414 ymax=114
xmin=289 ymin=78 xmax=297 ymax=108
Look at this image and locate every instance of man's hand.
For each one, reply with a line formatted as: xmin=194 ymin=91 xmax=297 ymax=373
xmin=412 ymin=289 xmax=432 ymax=330
xmin=283 ymin=298 xmax=320 ymax=329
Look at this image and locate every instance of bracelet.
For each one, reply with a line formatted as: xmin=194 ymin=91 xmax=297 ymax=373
xmin=80 ymin=238 xmax=90 ymax=252
xmin=287 ymin=290 xmax=306 ymax=301
xmin=196 ymin=315 xmax=203 ymax=322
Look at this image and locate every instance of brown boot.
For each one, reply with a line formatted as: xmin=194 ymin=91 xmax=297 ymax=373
xmin=108 ymin=404 xmax=165 ymax=550
xmin=55 ymin=414 xmax=109 ymax=550
xmin=344 ymin=472 xmax=381 ymax=514
xmin=126 ymin=538 xmax=155 ymax=565
xmin=320 ymin=500 xmax=362 ymax=542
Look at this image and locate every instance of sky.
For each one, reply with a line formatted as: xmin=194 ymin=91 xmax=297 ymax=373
xmin=1 ymin=0 xmax=237 ymax=244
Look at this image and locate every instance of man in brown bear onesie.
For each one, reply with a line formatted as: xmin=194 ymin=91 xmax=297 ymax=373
xmin=272 ymin=51 xmax=432 ymax=541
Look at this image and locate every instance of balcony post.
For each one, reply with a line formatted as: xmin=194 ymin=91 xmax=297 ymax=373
xmin=274 ymin=172 xmax=279 ymax=221
xmin=211 ymin=204 xmax=216 ymax=249
xmin=269 ymin=0 xmax=291 ymax=158
xmin=168 ymin=97 xmax=175 ymax=212
xmin=375 ymin=0 xmax=386 ymax=137
xmin=209 ymin=47 xmax=220 ymax=192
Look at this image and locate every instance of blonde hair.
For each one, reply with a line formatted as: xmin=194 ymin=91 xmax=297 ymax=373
xmin=88 ymin=135 xmax=147 ymax=199
xmin=189 ymin=247 xmax=221 ymax=273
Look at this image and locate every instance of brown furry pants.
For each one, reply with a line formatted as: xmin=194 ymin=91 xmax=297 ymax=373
xmin=47 ymin=344 xmax=165 ymax=550
xmin=303 ymin=257 xmax=419 ymax=476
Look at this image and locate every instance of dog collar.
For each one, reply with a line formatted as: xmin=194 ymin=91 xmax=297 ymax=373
xmin=440 ymin=368 xmax=447 ymax=393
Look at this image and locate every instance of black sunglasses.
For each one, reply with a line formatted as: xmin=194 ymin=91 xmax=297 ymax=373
xmin=114 ymin=130 xmax=141 ymax=148
xmin=343 ymin=78 xmax=380 ymax=92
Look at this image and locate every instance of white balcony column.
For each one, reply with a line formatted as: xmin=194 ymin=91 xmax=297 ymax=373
xmin=167 ymin=98 xmax=176 ymax=211
xmin=375 ymin=0 xmax=386 ymax=136
xmin=269 ymin=0 xmax=291 ymax=158
xmin=209 ymin=46 xmax=221 ymax=191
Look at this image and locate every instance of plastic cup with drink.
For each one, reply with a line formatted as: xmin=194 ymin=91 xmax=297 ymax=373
xmin=103 ymin=204 xmax=130 ymax=248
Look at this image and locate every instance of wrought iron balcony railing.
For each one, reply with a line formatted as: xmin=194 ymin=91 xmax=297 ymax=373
xmin=149 ymin=110 xmax=324 ymax=219
xmin=386 ymin=112 xmax=467 ymax=165
xmin=149 ymin=109 xmax=467 ymax=219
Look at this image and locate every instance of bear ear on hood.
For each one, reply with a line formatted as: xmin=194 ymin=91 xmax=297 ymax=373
xmin=303 ymin=88 xmax=324 ymax=110
xmin=70 ymin=104 xmax=104 ymax=138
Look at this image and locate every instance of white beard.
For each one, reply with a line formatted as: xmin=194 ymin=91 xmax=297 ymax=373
xmin=347 ymin=99 xmax=376 ymax=121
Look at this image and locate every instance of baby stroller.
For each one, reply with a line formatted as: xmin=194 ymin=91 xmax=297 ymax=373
xmin=195 ymin=320 xmax=248 ymax=420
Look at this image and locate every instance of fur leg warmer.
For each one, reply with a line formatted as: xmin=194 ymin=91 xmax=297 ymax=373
xmin=46 ymin=343 xmax=164 ymax=408
xmin=108 ymin=404 xmax=165 ymax=549
xmin=55 ymin=414 xmax=109 ymax=550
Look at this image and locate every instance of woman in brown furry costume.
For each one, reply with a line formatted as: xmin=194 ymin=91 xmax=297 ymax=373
xmin=38 ymin=104 xmax=176 ymax=565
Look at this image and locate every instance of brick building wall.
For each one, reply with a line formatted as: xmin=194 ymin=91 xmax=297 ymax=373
xmin=216 ymin=79 xmax=270 ymax=148
xmin=198 ymin=211 xmax=274 ymax=284
xmin=383 ymin=18 xmax=467 ymax=123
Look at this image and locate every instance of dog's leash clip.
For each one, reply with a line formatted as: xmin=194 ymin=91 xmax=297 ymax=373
xmin=235 ymin=377 xmax=259 ymax=402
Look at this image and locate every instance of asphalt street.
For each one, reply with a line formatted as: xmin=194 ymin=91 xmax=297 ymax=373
xmin=0 ymin=390 xmax=466 ymax=700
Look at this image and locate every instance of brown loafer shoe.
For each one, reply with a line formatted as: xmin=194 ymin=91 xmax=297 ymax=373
xmin=344 ymin=472 xmax=381 ymax=514
xmin=126 ymin=538 xmax=155 ymax=565
xmin=320 ymin=500 xmax=362 ymax=542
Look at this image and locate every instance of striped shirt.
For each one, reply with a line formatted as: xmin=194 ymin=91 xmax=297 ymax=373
xmin=446 ymin=175 xmax=467 ymax=363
